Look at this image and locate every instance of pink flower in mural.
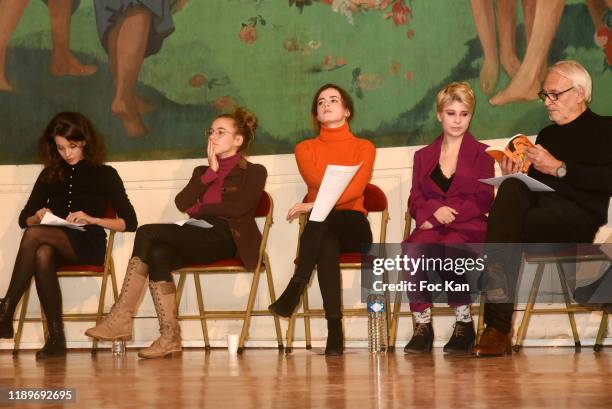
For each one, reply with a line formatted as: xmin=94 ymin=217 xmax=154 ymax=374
xmin=214 ymin=96 xmax=238 ymax=112
xmin=283 ymin=37 xmax=300 ymax=52
xmin=239 ymin=26 xmax=258 ymax=44
xmin=189 ymin=74 xmax=206 ymax=88
xmin=389 ymin=61 xmax=402 ymax=75
xmin=406 ymin=29 xmax=415 ymax=39
xmin=385 ymin=0 xmax=412 ymax=26
xmin=594 ymin=14 xmax=612 ymax=69
xmin=594 ymin=26 xmax=611 ymax=48
xmin=320 ymin=54 xmax=346 ymax=71
xmin=239 ymin=15 xmax=267 ymax=45
xmin=404 ymin=71 xmax=414 ymax=81
xmin=357 ymin=72 xmax=384 ymax=91
xmin=323 ymin=54 xmax=334 ymax=70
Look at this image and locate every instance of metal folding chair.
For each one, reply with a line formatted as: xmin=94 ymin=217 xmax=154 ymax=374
xmin=285 ymin=183 xmax=389 ymax=353
xmin=173 ymin=191 xmax=283 ymax=353
xmin=13 ymin=205 xmax=119 ymax=355
xmin=514 ymin=246 xmax=609 ymax=352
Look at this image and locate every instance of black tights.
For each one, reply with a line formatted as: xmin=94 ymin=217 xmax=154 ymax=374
xmin=294 ymin=210 xmax=372 ymax=319
xmin=3 ymin=226 xmax=78 ymax=324
xmin=131 ymin=223 xmax=237 ymax=282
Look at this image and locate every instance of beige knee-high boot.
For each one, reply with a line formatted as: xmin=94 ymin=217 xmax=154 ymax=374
xmin=138 ymin=280 xmax=182 ymax=359
xmin=85 ymin=257 xmax=148 ymax=341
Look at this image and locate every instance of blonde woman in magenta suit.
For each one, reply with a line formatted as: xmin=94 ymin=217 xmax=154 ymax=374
xmin=403 ymin=82 xmax=494 ymax=354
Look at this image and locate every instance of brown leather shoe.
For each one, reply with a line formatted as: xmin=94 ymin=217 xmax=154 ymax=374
xmin=472 ymin=326 xmax=512 ymax=357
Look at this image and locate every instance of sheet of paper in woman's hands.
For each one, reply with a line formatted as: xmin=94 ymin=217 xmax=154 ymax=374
xmin=479 ymin=173 xmax=554 ymax=192
xmin=40 ymin=212 xmax=86 ymax=231
xmin=309 ymin=163 xmax=362 ymax=222
xmin=174 ymin=218 xmax=213 ymax=228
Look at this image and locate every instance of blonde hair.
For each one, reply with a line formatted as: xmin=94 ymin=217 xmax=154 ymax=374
xmin=548 ymin=60 xmax=592 ymax=103
xmin=436 ymin=82 xmax=476 ymax=114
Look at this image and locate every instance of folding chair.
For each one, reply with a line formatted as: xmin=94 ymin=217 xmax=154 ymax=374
xmin=13 ymin=205 xmax=119 ymax=355
xmin=285 ymin=183 xmax=389 ymax=353
xmin=173 ymin=191 xmax=283 ymax=353
xmin=514 ymin=246 xmax=609 ymax=352
xmin=387 ymin=212 xmax=486 ymax=351
xmin=594 ymin=311 xmax=609 ymax=352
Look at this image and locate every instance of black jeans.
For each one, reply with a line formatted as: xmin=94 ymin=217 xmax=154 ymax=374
xmin=294 ymin=210 xmax=373 ymax=319
xmin=132 ymin=222 xmax=236 ymax=282
xmin=484 ymin=179 xmax=599 ymax=334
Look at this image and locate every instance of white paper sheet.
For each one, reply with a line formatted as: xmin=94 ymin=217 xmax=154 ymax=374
xmin=174 ymin=218 xmax=213 ymax=229
xmin=479 ymin=173 xmax=554 ymax=192
xmin=40 ymin=212 xmax=86 ymax=231
xmin=309 ymin=163 xmax=362 ymax=222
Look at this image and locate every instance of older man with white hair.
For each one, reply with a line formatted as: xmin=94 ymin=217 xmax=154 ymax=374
xmin=474 ymin=60 xmax=612 ymax=357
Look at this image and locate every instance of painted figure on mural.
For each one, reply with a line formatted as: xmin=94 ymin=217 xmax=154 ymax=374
xmin=471 ymin=0 xmax=611 ymax=106
xmin=0 ymin=0 xmax=96 ymax=92
xmin=93 ymin=0 xmax=187 ymax=138
xmin=470 ymin=0 xmax=565 ymax=105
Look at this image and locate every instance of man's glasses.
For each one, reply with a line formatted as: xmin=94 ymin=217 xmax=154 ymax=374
xmin=537 ymin=87 xmax=574 ymax=102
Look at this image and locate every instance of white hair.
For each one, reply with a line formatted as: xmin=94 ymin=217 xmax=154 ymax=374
xmin=548 ymin=60 xmax=592 ymax=103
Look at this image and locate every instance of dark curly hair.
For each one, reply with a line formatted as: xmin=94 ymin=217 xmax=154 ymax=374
xmin=215 ymin=107 xmax=258 ymax=153
xmin=310 ymin=83 xmax=354 ymax=132
xmin=38 ymin=112 xmax=106 ymax=181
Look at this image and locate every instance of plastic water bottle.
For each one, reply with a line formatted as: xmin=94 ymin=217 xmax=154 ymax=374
xmin=367 ymin=293 xmax=387 ymax=353
xmin=112 ymin=339 xmax=126 ymax=357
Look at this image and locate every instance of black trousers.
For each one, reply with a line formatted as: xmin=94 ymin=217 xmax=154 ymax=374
xmin=132 ymin=223 xmax=236 ymax=282
xmin=294 ymin=210 xmax=373 ymax=319
xmin=484 ymin=179 xmax=600 ymax=334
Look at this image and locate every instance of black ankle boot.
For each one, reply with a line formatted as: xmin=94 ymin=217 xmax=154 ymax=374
xmin=404 ymin=322 xmax=434 ymax=354
xmin=325 ymin=318 xmax=343 ymax=356
xmin=36 ymin=321 xmax=67 ymax=359
xmin=443 ymin=321 xmax=475 ymax=354
xmin=0 ymin=298 xmax=15 ymax=339
xmin=268 ymin=279 xmax=306 ymax=318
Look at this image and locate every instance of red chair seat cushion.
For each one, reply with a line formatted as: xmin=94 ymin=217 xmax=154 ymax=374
xmin=184 ymin=258 xmax=246 ymax=269
xmin=294 ymin=253 xmax=375 ymax=265
xmin=58 ymin=264 xmax=104 ymax=273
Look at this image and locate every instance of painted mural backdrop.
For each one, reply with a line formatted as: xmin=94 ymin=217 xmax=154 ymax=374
xmin=0 ymin=0 xmax=610 ymax=164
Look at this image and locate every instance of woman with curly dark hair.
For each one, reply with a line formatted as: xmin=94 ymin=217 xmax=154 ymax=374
xmin=0 ymin=112 xmax=138 ymax=358
xmin=86 ymin=107 xmax=267 ymax=359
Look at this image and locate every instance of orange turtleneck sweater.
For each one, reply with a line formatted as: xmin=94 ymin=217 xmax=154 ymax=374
xmin=295 ymin=122 xmax=376 ymax=215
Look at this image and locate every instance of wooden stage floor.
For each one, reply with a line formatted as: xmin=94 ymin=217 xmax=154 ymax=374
xmin=1 ymin=347 xmax=610 ymax=409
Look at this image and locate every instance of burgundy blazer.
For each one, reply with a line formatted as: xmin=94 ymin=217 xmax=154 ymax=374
xmin=175 ymin=157 xmax=267 ymax=270
xmin=407 ymin=132 xmax=494 ymax=242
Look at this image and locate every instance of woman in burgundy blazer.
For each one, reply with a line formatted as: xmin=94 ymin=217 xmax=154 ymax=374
xmin=403 ymin=82 xmax=494 ymax=354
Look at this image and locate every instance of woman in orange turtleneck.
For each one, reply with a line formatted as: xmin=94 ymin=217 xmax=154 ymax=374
xmin=269 ymin=83 xmax=376 ymax=355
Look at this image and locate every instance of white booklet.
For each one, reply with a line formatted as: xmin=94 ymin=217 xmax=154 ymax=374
xmin=309 ymin=163 xmax=362 ymax=222
xmin=40 ymin=212 xmax=85 ymax=231
xmin=173 ymin=218 xmax=213 ymax=229
xmin=479 ymin=173 xmax=554 ymax=192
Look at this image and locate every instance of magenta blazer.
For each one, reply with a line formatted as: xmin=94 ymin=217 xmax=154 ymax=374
xmin=407 ymin=132 xmax=495 ymax=242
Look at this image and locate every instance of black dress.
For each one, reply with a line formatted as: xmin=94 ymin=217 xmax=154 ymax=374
xmin=18 ymin=160 xmax=138 ymax=265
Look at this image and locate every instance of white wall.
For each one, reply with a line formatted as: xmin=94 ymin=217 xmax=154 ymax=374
xmin=0 ymin=141 xmax=610 ymax=350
